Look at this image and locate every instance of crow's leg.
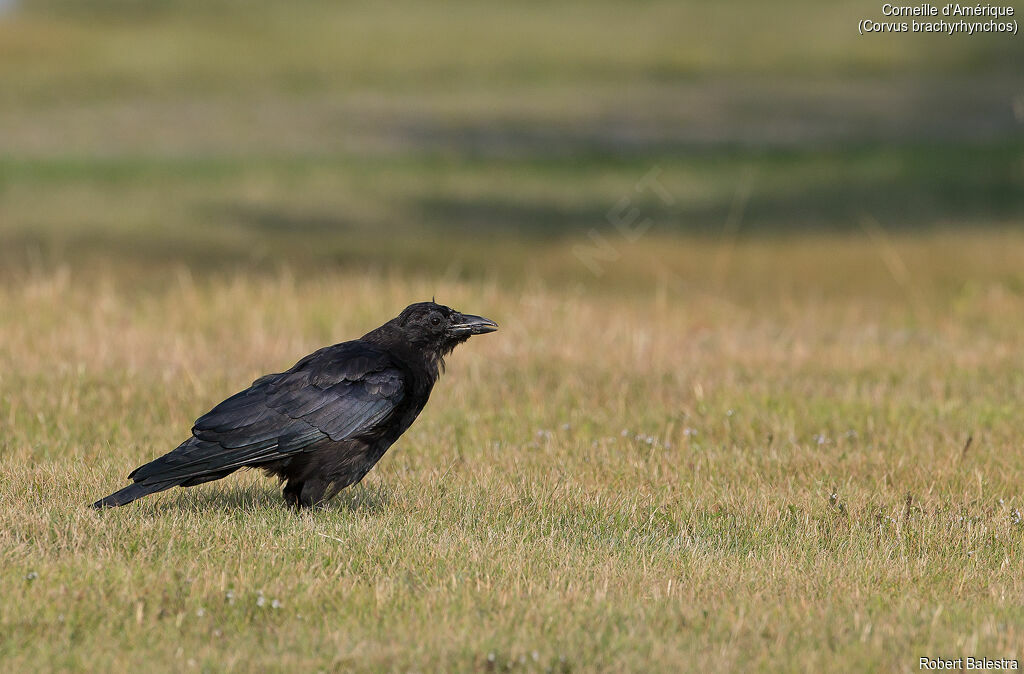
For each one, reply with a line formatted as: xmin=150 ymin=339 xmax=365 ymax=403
xmin=282 ymin=480 xmax=304 ymax=507
xmin=298 ymin=478 xmax=331 ymax=508
xmin=298 ymin=477 xmax=356 ymax=508
xmin=320 ymin=481 xmax=348 ymax=505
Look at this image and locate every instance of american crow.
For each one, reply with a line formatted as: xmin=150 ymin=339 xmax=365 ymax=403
xmin=92 ymin=302 xmax=497 ymax=509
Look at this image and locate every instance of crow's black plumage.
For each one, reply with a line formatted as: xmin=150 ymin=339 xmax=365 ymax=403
xmin=92 ymin=302 xmax=497 ymax=509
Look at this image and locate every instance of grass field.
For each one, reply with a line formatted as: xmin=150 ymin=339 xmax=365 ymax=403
xmin=3 ymin=0 xmax=1024 ymax=672
xmin=5 ymin=234 xmax=1024 ymax=671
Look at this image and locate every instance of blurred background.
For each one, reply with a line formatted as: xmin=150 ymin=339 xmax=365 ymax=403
xmin=1 ymin=0 xmax=1022 ymax=291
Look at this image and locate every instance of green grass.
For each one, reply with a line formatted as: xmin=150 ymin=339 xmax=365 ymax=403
xmin=2 ymin=0 xmax=1024 ymax=671
xmin=3 ymin=142 xmax=1024 ymax=291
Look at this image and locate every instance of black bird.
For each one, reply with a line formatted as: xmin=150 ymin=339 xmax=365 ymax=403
xmin=92 ymin=302 xmax=497 ymax=509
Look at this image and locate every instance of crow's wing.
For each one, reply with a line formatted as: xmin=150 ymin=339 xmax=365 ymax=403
xmin=129 ymin=342 xmax=405 ymax=483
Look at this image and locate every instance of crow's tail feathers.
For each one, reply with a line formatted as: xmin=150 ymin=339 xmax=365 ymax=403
xmin=91 ymin=436 xmax=240 ymax=509
xmin=91 ymin=480 xmax=177 ymax=509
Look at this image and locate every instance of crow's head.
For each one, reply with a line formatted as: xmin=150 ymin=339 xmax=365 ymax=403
xmin=389 ymin=301 xmax=498 ymax=353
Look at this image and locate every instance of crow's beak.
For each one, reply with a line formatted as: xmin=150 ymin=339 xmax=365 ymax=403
xmin=449 ymin=313 xmax=499 ymax=336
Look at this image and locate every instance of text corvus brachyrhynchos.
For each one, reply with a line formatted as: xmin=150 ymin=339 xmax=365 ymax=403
xmin=92 ymin=302 xmax=497 ymax=509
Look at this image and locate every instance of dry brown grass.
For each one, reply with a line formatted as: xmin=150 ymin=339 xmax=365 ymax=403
xmin=3 ymin=232 xmax=1024 ymax=671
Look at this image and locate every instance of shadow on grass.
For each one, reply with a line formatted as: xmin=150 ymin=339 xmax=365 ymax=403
xmin=148 ymin=481 xmax=394 ymax=515
xmin=413 ymin=143 xmax=1024 ymax=235
xmin=2 ymin=142 xmax=1022 ymax=283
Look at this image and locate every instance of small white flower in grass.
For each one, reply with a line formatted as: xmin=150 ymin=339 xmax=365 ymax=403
xmin=271 ymin=599 xmax=282 ymax=609
xmin=225 ymin=590 xmax=235 ymax=604
xmin=560 ymin=423 xmax=570 ymax=431
xmin=683 ymin=428 xmax=697 ymax=437
xmin=196 ymin=608 xmax=205 ymax=618
xmin=621 ymin=429 xmax=629 ymax=437
xmin=487 ymin=653 xmax=496 ymax=663
xmin=532 ymin=651 xmax=540 ymax=662
xmin=1012 ymin=510 xmax=1022 ymax=525
xmin=25 ymin=571 xmax=38 ymax=580
xmin=726 ymin=409 xmax=735 ymax=417
xmin=256 ymin=594 xmax=266 ymax=608
xmin=967 ymin=550 xmax=975 ymax=557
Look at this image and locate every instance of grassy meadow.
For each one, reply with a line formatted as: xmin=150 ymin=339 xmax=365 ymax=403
xmin=2 ymin=1 xmax=1024 ymax=672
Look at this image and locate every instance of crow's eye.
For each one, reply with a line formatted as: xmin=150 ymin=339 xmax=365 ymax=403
xmin=430 ymin=316 xmax=441 ymax=326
